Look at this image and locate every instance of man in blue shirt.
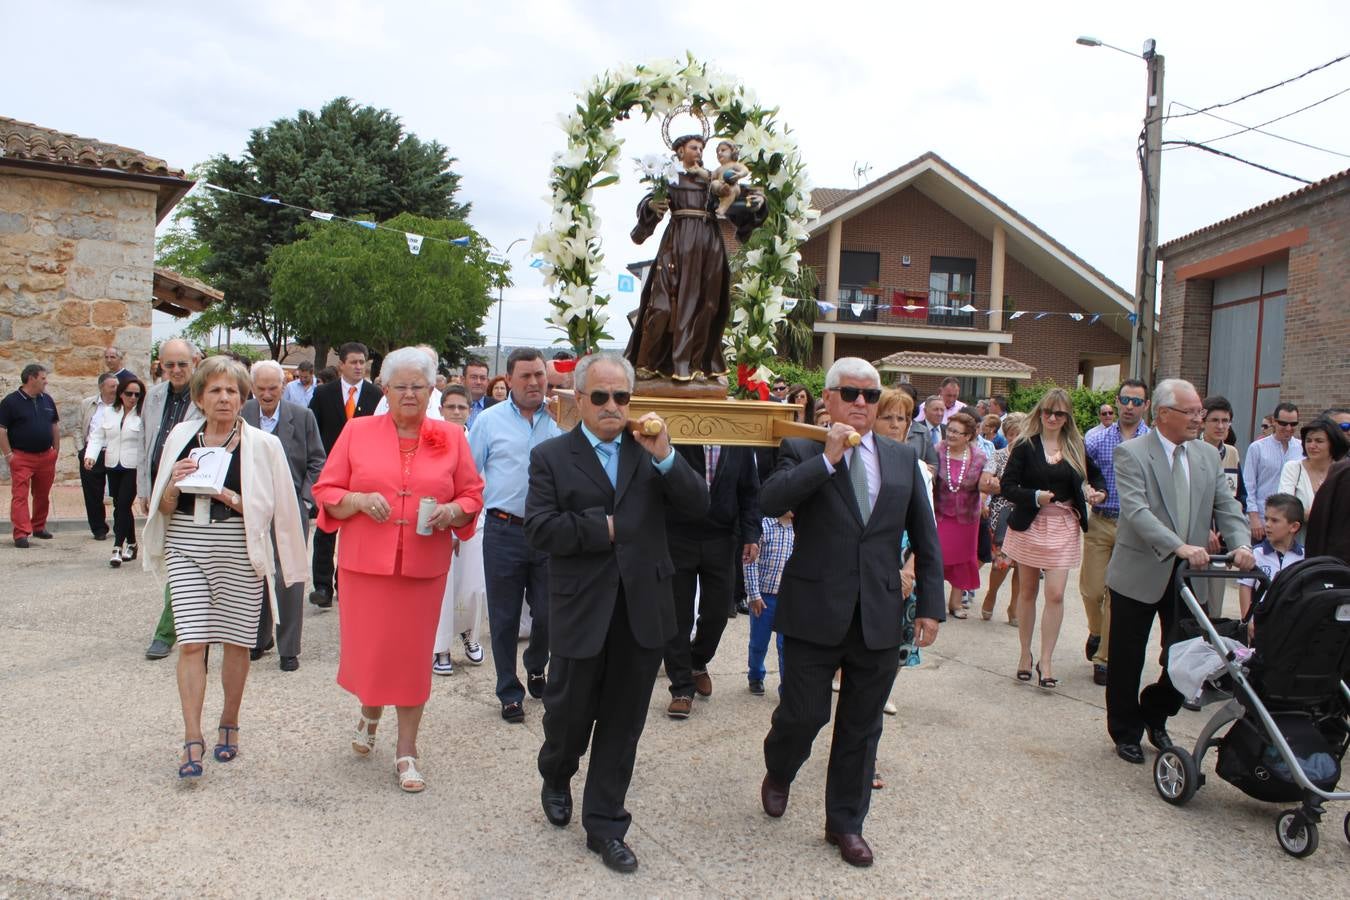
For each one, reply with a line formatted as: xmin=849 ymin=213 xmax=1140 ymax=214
xmin=1242 ymin=402 xmax=1302 ymax=542
xmin=281 ymin=360 xmax=316 ymax=408
xmin=1080 ymin=378 xmax=1150 ymax=685
xmin=468 ymin=348 xmax=562 ymax=722
xmin=0 ymin=363 xmax=61 ymax=547
xmin=463 ymin=357 xmax=490 ymax=429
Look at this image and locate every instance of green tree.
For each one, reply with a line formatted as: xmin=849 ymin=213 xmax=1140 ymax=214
xmin=184 ymin=97 xmax=469 ymax=358
xmin=268 ymin=213 xmax=498 ymax=362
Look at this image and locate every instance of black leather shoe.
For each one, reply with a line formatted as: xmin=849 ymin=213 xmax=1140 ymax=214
xmin=32 ymin=530 xmax=53 ymax=540
xmin=586 ymin=835 xmax=638 ymax=873
xmin=541 ymin=783 xmax=572 ymax=827
xmin=279 ymin=656 xmax=299 ymax=672
xmin=826 ymin=831 xmax=874 ymax=867
xmin=527 ymin=671 xmax=546 ymax=699
xmin=308 ymin=588 xmax=332 ymax=609
xmin=93 ymin=531 xmax=109 ymax=541
xmin=735 ymin=598 xmax=750 ymax=616
xmin=13 ymin=537 xmax=30 ymax=548
xmin=1093 ymin=664 xmax=1108 ymax=686
xmin=1115 ymin=742 xmax=1145 ymax=764
xmin=761 ymin=773 xmax=790 ymax=817
xmin=1085 ymin=634 xmax=1101 ymax=661
xmin=501 ymin=702 xmax=524 ymax=723
xmin=249 ymin=638 xmax=275 ymax=662
xmin=748 ymin=679 xmax=765 ymax=695
xmin=1145 ymin=724 xmax=1174 ymax=752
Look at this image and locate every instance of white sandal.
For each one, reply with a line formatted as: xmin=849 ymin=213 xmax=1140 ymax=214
xmin=352 ymin=714 xmax=380 ymax=756
xmin=395 ymin=755 xmax=425 ymax=793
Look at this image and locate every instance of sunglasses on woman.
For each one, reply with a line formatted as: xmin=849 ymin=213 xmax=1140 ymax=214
xmin=1042 ymin=409 xmax=1070 ymax=420
xmin=122 ymin=391 xmax=141 ymax=398
xmin=834 ymin=387 xmax=882 ymax=404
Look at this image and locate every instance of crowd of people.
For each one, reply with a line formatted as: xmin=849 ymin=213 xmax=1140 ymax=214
xmin=6 ymin=341 xmax=1350 ymax=874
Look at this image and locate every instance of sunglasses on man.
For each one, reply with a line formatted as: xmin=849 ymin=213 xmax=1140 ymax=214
xmin=585 ymin=390 xmax=632 ymax=407
xmin=833 ymin=386 xmax=882 ymax=404
xmin=1117 ymin=396 xmax=1146 ymax=407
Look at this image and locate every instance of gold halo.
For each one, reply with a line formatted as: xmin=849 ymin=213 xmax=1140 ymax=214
xmin=661 ymin=103 xmax=712 ymax=150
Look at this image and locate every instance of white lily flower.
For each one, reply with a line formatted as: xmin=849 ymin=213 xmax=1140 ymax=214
xmin=753 ymin=365 xmax=775 ymax=385
xmin=744 ymin=248 xmax=764 ymax=268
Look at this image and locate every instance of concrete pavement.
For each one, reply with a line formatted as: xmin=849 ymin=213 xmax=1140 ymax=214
xmin=1 ymin=533 xmax=1345 ymax=897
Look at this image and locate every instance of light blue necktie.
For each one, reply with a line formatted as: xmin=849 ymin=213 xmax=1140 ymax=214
xmin=597 ymin=440 xmax=619 ymax=487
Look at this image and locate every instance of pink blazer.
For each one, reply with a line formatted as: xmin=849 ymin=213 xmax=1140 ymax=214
xmin=313 ymin=415 xmax=483 ymax=579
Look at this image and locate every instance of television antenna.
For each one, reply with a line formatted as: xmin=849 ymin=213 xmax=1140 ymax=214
xmin=853 ymin=161 xmax=873 ymax=187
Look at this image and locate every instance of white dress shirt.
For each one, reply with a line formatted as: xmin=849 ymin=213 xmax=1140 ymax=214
xmin=821 ymin=430 xmax=881 ymax=510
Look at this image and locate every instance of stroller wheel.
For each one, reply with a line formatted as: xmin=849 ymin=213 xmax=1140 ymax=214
xmin=1153 ymin=746 xmax=1199 ymax=806
xmin=1275 ymin=810 xmax=1319 ymax=858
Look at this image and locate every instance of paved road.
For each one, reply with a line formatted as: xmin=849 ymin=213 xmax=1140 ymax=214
xmin=1 ymin=534 xmax=1345 ymax=897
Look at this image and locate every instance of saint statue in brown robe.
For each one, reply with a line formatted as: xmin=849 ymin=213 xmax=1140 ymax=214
xmin=625 ymin=135 xmax=766 ymax=384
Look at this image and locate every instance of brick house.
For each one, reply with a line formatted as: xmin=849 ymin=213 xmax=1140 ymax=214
xmin=1156 ymin=168 xmax=1349 ymax=449
xmin=799 ymin=152 xmax=1133 ymax=398
xmin=1 ymin=117 xmax=194 ymax=482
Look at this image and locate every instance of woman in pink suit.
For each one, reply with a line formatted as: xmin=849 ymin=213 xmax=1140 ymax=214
xmin=313 ymin=347 xmax=484 ymax=793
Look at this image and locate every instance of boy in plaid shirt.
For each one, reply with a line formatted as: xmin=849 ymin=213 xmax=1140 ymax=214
xmin=745 ymin=512 xmax=794 ymax=695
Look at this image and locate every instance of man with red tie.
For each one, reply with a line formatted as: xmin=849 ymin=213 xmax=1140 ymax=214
xmin=308 ymin=342 xmax=380 ymax=607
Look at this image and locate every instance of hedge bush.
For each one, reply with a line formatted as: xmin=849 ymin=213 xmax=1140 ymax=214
xmin=1009 ymin=381 xmax=1119 ymax=436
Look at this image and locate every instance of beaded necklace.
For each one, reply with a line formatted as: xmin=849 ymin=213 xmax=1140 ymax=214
xmin=944 ymin=446 xmax=970 ymax=493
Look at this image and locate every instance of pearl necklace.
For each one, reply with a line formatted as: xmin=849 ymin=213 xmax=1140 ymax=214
xmin=944 ymin=448 xmax=970 ymax=493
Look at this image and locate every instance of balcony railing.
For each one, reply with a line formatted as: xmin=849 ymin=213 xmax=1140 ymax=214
xmin=829 ymin=286 xmax=1000 ymax=330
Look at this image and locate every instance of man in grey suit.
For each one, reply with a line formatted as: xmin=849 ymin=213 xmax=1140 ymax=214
xmin=137 ymin=339 xmax=203 ymax=660
xmin=1104 ymin=378 xmax=1254 ymax=764
xmin=243 ymin=360 xmax=326 ymax=671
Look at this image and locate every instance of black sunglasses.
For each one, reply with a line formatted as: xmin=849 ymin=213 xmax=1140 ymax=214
xmin=587 ymin=390 xmax=631 ymax=407
xmin=835 ymin=387 xmax=882 ymax=404
xmin=122 ymin=391 xmax=142 ymax=398
xmin=1117 ymin=396 xmax=1146 ymax=407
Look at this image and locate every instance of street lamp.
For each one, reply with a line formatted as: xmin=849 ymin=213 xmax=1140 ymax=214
xmin=494 ymin=237 xmax=526 ymax=376
xmin=1079 ymin=35 xmax=1164 ymax=382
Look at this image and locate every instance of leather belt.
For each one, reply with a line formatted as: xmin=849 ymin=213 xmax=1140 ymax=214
xmin=487 ymin=508 xmax=525 ymax=526
xmin=672 ymin=209 xmax=713 ymax=220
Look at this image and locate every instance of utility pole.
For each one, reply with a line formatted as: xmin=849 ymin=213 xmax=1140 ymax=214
xmin=1134 ymin=40 xmax=1164 ymax=382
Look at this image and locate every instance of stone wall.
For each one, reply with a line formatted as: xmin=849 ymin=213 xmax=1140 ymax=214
xmin=0 ymin=173 xmax=156 ymax=483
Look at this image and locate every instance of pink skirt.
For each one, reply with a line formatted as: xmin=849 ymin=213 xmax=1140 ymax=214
xmin=937 ymin=514 xmax=982 ymax=591
xmin=1003 ymin=502 xmax=1082 ymax=570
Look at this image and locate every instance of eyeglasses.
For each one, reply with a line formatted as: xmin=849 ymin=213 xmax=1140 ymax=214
xmin=771 ymin=384 xmax=788 ymax=393
xmin=388 ymin=384 xmax=429 ymax=395
xmin=1117 ymin=396 xmax=1146 ymax=407
xmin=1099 ymin=409 xmax=1115 ymax=417
xmin=122 ymin=391 xmax=141 ymax=398
xmin=1042 ymin=409 xmax=1070 ymax=420
xmin=587 ymin=390 xmax=631 ymax=406
xmin=835 ymin=387 xmax=882 ymax=404
xmin=1165 ymin=406 xmax=1206 ymax=419
xmin=946 ymin=429 xmax=969 ymax=439
xmin=1274 ymin=419 xmax=1299 ymax=428
xmin=161 ymin=361 xmax=190 ymax=369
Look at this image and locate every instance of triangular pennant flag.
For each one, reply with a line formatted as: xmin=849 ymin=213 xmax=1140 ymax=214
xmin=260 ymin=194 xmax=281 ymax=204
xmin=783 ymin=298 xmax=798 ymax=313
xmin=529 ymin=258 xmax=545 ymax=268
xmin=959 ymin=303 xmax=977 ymax=313
xmin=1069 ymin=313 xmax=1084 ymax=321
xmin=817 ymin=301 xmax=835 ymax=313
xmin=850 ymin=302 xmax=864 ymax=316
xmin=1034 ymin=312 xmax=1050 ymax=320
xmin=1088 ymin=314 xmax=1101 ymax=325
xmin=903 ymin=304 xmax=920 ymax=312
xmin=487 ymin=251 xmax=507 ymax=265
xmin=356 ymin=220 xmax=377 ymax=230
xmin=1008 ymin=311 xmax=1024 ymax=320
xmin=406 ymin=233 xmax=424 ymax=255
xmin=310 ymin=210 xmax=334 ymax=221
xmin=1128 ymin=312 xmax=1139 ymax=325
xmin=450 ymin=236 xmax=471 ymax=247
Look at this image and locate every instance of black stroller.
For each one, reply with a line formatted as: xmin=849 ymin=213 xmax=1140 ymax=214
xmin=1150 ymin=555 xmax=1350 ymax=858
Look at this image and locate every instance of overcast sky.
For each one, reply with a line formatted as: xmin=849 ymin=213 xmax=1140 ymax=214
xmin=7 ymin=0 xmax=1349 ymax=353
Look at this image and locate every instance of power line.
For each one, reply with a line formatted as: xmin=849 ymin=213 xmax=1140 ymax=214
xmin=1161 ymin=51 xmax=1350 ymax=122
xmin=1164 ymin=90 xmax=1350 ymax=159
xmin=1161 ymin=140 xmax=1313 ymax=183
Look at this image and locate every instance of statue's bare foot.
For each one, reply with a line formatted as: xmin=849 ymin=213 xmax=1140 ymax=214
xmin=636 ymin=367 xmax=661 ymax=381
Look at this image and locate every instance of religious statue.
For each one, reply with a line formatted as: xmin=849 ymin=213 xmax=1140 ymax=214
xmin=625 ymin=111 xmax=767 ymax=388
xmin=710 ymin=141 xmax=751 ymax=219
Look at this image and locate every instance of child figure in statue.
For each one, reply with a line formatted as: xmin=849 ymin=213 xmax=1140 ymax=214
xmin=710 ymin=141 xmax=752 ymax=219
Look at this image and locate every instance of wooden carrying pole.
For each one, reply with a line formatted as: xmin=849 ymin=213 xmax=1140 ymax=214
xmin=626 ymin=416 xmax=860 ymax=446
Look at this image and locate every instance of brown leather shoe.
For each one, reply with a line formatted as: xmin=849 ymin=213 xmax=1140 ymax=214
xmin=667 ymin=696 xmax=692 ymax=719
xmin=692 ymin=669 xmax=713 ymax=697
xmin=760 ymin=774 xmax=789 ymax=817
xmin=826 ymin=831 xmax=873 ymax=867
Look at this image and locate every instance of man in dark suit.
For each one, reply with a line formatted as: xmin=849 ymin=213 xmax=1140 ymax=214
xmin=307 ymin=341 xmax=379 ymax=607
xmin=758 ymin=357 xmax=944 ymax=868
xmin=524 ymin=352 xmax=708 ymax=874
xmin=244 ymin=360 xmax=327 ymax=670
xmin=662 ymin=443 xmax=760 ymax=717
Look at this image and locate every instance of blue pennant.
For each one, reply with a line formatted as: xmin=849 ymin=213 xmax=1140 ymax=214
xmin=1088 ymin=314 xmax=1101 ymax=325
xmin=450 ymin=236 xmax=471 ymax=247
xmin=356 ymin=221 xmax=377 ymax=230
xmin=260 ymin=194 xmax=281 ymax=204
xmin=1128 ymin=312 xmax=1139 ymax=325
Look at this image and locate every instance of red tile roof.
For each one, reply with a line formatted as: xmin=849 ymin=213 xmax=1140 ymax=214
xmin=0 ymin=116 xmax=185 ymax=178
xmin=1161 ymin=167 xmax=1350 ymax=249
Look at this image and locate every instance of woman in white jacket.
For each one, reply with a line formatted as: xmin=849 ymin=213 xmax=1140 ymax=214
xmin=141 ymin=356 xmax=308 ymax=781
xmin=85 ymin=376 xmax=145 ymax=567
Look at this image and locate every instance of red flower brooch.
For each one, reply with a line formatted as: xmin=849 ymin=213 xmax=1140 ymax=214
xmin=420 ymin=422 xmax=448 ymax=452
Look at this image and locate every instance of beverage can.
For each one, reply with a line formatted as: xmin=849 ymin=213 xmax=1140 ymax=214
xmin=416 ymin=496 xmax=437 ymax=536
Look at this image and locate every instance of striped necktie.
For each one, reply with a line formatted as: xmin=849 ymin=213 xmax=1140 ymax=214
xmin=848 ymin=445 xmax=872 ymax=523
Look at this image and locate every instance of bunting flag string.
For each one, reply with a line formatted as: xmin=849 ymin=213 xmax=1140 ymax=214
xmin=198 ymin=182 xmax=482 ymax=257
xmin=804 ymin=296 xmax=1140 ymax=324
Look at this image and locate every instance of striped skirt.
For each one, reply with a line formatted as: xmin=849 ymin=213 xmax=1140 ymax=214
xmin=1002 ymin=501 xmax=1082 ymax=571
xmin=165 ymin=513 xmax=264 ymax=647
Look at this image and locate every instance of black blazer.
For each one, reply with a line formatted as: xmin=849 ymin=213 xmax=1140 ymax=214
xmin=667 ymin=445 xmax=761 ymax=543
xmin=525 ymin=429 xmax=709 ymax=658
xmin=308 ymin=379 xmax=379 ymax=453
xmin=760 ymin=435 xmax=945 ymax=650
xmin=1000 ymin=434 xmax=1106 ymax=533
